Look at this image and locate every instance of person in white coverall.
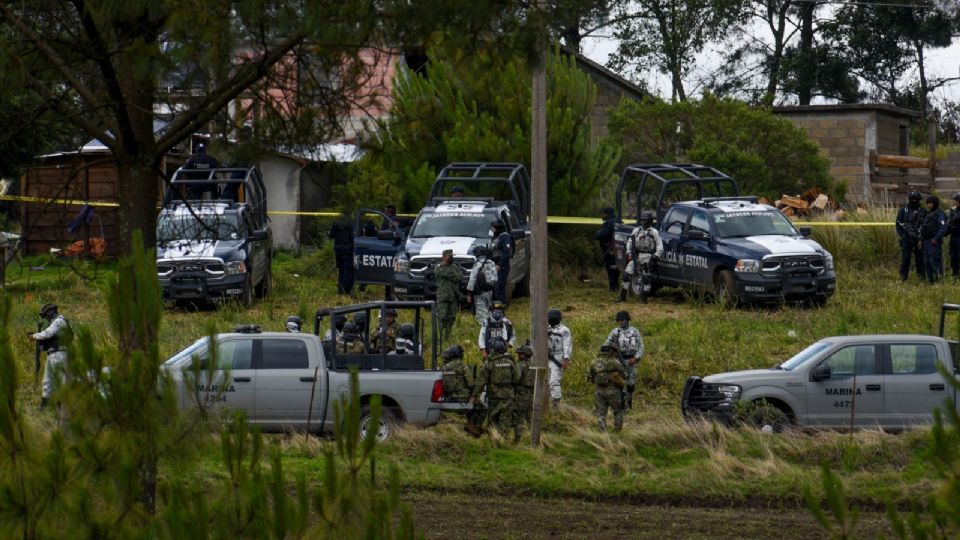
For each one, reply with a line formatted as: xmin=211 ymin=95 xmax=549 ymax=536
xmin=547 ymin=309 xmax=573 ymax=407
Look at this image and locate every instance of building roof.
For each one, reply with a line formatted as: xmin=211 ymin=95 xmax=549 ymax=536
xmin=773 ymin=103 xmax=921 ymax=119
xmin=560 ymin=45 xmax=647 ymax=102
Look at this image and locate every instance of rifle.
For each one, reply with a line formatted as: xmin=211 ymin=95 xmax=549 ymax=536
xmin=33 ymin=320 xmax=42 ymax=384
xmin=548 ymin=353 xmax=564 ymax=370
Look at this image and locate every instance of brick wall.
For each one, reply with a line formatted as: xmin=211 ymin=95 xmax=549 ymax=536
xmin=776 ymin=112 xmax=870 ymax=197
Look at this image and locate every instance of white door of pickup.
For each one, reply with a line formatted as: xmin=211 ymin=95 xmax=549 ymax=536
xmin=805 ymin=345 xmax=884 ymax=427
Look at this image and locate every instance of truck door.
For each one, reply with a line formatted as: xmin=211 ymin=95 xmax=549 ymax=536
xmin=883 ymin=342 xmax=947 ymax=427
xmin=243 ymin=211 xmax=268 ymax=284
xmin=680 ymin=210 xmax=713 ymax=285
xmin=196 ymin=337 xmax=256 ymax=421
xmin=657 ymin=207 xmax=691 ymax=286
xmin=254 ymin=337 xmax=319 ymax=429
xmin=505 ymin=209 xmax=528 ymax=284
xmin=354 ymin=208 xmax=403 ymax=285
xmin=805 ymin=344 xmax=884 ymax=427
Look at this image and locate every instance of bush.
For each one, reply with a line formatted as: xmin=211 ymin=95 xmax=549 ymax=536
xmin=609 ymin=94 xmax=839 ymax=200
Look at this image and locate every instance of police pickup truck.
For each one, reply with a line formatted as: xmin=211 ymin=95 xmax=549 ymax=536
xmin=156 ymin=167 xmax=272 ymax=306
xmin=682 ymin=304 xmax=960 ymax=431
xmin=355 ymin=163 xmax=531 ymax=299
xmin=611 ymin=164 xmax=835 ymax=305
xmin=162 ymin=301 xmax=449 ymax=441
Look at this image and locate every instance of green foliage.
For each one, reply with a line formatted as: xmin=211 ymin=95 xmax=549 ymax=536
xmin=369 ymin=44 xmax=620 ymax=215
xmin=804 ymin=463 xmax=860 ymax=539
xmin=332 ymin=158 xmax=404 ymax=214
xmin=609 ymin=94 xmax=839 ymax=199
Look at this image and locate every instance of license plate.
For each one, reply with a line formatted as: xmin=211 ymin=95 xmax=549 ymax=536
xmin=394 ymin=287 xmax=407 ymax=294
xmin=225 ymin=288 xmax=244 ymax=295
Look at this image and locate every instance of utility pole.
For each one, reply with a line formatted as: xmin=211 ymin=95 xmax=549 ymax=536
xmin=529 ymin=0 xmax=549 ymax=447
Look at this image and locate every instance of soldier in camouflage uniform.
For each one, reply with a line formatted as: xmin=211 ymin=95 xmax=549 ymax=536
xmin=588 ymin=341 xmax=627 ymax=432
xmin=606 ymin=310 xmax=644 ymax=410
xmin=372 ymin=308 xmax=398 ymax=353
xmin=472 ymin=338 xmax=522 ymax=442
xmin=440 ymin=344 xmax=484 ymax=436
xmin=336 ymin=322 xmax=366 ymax=354
xmin=433 ymin=249 xmax=463 ymax=344
xmin=478 ymin=301 xmax=515 ymax=357
xmin=513 ymin=342 xmax=536 ymax=426
xmin=467 ymin=245 xmax=498 ymax=324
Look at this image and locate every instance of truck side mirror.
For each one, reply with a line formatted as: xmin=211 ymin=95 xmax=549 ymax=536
xmin=799 ymin=226 xmax=812 ymax=237
xmin=248 ymin=230 xmax=268 ymax=241
xmin=686 ymin=230 xmax=710 ymax=241
xmin=811 ymin=363 xmax=831 ymax=382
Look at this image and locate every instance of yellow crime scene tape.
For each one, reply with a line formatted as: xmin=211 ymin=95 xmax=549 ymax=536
xmin=0 ymin=194 xmax=893 ymax=226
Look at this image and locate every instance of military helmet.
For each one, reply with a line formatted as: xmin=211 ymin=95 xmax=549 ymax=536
xmin=342 ymin=321 xmax=358 ymax=334
xmin=516 ymin=341 xmax=533 ymax=358
xmin=601 ymin=206 xmax=615 ymax=217
xmin=547 ymin=308 xmax=562 ymax=324
xmin=384 ymin=307 xmax=398 ymax=318
xmin=615 ymin=310 xmax=630 ymax=322
xmin=599 ymin=339 xmax=620 ymax=354
xmin=285 ymin=315 xmax=302 ymax=332
xmin=640 ymin=210 xmax=655 ymax=225
xmin=474 ymin=244 xmax=488 ymax=257
xmin=490 ymin=337 xmax=507 ymax=354
xmin=491 ymin=300 xmax=506 ymax=311
xmin=441 ymin=344 xmax=464 ymax=361
xmin=926 ymin=194 xmax=940 ymax=205
xmin=353 ymin=312 xmax=367 ymax=326
xmin=334 ymin=314 xmax=346 ymax=331
xmin=953 ymin=192 xmax=960 ymax=202
xmin=398 ymin=322 xmax=415 ymax=339
xmin=908 ymin=190 xmax=922 ymax=201
xmin=40 ymin=303 xmax=58 ymax=318
xmin=491 ymin=218 xmax=506 ymax=230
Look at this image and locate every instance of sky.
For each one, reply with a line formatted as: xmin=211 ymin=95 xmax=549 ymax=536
xmin=579 ymin=23 xmax=960 ymax=106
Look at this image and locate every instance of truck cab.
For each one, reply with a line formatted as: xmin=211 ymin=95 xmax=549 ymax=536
xmin=157 ymin=167 xmax=272 ymax=306
xmin=358 ymin=163 xmax=531 ymax=299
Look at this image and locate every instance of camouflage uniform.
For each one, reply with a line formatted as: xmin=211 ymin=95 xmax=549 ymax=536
xmin=372 ymin=319 xmax=397 ymax=353
xmin=475 ymin=349 xmax=522 ymax=440
xmin=434 ymin=257 xmax=463 ymax=344
xmin=467 ymin=253 xmax=498 ymax=324
xmin=336 ymin=336 xmax=366 ymax=354
xmin=606 ymin=317 xmax=644 ymax=409
xmin=588 ymin=347 xmax=627 ymax=431
xmin=441 ymin=345 xmax=484 ymax=436
xmin=513 ymin=346 xmax=536 ymax=426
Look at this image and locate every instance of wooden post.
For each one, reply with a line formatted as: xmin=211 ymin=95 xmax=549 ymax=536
xmin=529 ymin=1 xmax=549 ymax=447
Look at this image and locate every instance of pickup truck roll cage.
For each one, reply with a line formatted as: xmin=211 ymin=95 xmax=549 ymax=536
xmin=427 ymin=162 xmax=530 ymax=220
xmin=164 ymin=166 xmax=270 ymax=227
xmin=616 ymin=163 xmax=740 ymax=224
xmin=314 ymin=300 xmax=439 ymax=370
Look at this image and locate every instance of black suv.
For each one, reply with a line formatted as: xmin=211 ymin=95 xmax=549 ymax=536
xmin=156 ymin=167 xmax=272 ymax=306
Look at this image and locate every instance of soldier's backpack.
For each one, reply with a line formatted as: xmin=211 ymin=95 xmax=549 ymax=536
xmin=591 ymin=357 xmax=611 ymax=386
xmin=519 ymin=361 xmax=536 ymax=388
xmin=490 ymin=358 xmax=516 ymax=385
xmin=475 ymin=260 xmax=494 ymax=292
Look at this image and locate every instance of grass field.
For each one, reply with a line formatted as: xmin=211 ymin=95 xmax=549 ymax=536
xmin=3 ymin=246 xmax=958 ymax=531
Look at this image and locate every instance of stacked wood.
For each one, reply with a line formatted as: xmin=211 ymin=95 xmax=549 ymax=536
xmin=875 ymin=154 xmax=930 ymax=169
xmin=780 ymin=195 xmax=808 ymax=210
xmin=811 ymin=194 xmax=829 ymax=210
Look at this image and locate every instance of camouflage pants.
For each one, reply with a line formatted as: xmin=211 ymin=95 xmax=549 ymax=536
xmin=623 ymin=360 xmax=638 ymax=386
xmin=42 ymin=351 xmax=68 ymax=399
xmin=473 ymin=291 xmax=493 ymax=324
xmin=514 ymin=388 xmax=534 ymax=426
xmin=436 ymin=300 xmax=458 ymax=343
xmin=595 ymin=386 xmax=624 ymax=432
xmin=487 ymin=397 xmax=521 ymax=439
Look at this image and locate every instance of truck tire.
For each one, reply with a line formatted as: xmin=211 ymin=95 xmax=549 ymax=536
xmin=255 ymin=267 xmax=272 ymax=298
xmin=713 ymin=269 xmax=738 ymax=308
xmin=513 ymin=271 xmax=530 ymax=298
xmin=749 ymin=403 xmax=790 ymax=433
xmin=359 ymin=406 xmax=398 ymax=442
xmin=241 ymin=273 xmax=254 ymax=307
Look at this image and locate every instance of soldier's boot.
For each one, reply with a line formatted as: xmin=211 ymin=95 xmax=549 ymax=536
xmin=464 ymin=424 xmax=484 ymax=438
xmin=626 ymin=385 xmax=635 ymax=409
xmin=38 ymin=397 xmax=48 ymax=410
xmin=597 ymin=417 xmax=607 ymax=431
xmin=617 ymin=287 xmax=628 ymax=302
xmin=551 ymin=398 xmax=560 ymax=409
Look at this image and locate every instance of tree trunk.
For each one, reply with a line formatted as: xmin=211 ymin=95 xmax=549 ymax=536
xmin=914 ymin=39 xmax=929 ymax=122
xmin=762 ymin=0 xmax=791 ymax=106
xmin=797 ymin=0 xmax=815 ymax=105
xmin=116 ymin=160 xmax=161 ymax=253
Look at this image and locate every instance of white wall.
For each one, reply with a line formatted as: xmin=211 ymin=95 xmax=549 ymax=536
xmin=258 ymin=156 xmax=301 ymax=250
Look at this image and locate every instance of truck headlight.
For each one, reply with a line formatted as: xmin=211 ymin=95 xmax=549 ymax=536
xmin=225 ymin=261 xmax=246 ymax=275
xmin=824 ymin=252 xmax=834 ymax=271
xmin=394 ymin=255 xmax=410 ymax=273
xmin=735 ymin=259 xmax=761 ymax=272
xmin=716 ymin=385 xmax=741 ymax=397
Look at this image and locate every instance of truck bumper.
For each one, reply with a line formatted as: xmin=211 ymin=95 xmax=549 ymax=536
xmin=734 ymin=271 xmax=836 ymax=303
xmin=680 ymin=376 xmax=735 ymax=425
xmin=392 ymin=272 xmax=435 ymax=300
xmin=160 ymin=273 xmax=248 ymax=302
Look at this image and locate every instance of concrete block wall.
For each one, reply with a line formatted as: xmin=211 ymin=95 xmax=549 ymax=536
xmin=776 ymin=112 xmax=871 ymax=198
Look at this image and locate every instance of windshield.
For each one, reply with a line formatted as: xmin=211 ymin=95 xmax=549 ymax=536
xmin=163 ymin=338 xmax=208 ymax=367
xmin=411 ymin=213 xmax=493 ymax=238
xmin=157 ymin=212 xmax=241 ymax=242
xmin=712 ymin=210 xmax=797 ymax=238
xmin=779 ymin=341 xmax=832 ymax=371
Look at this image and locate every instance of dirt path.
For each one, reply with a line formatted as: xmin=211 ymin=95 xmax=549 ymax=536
xmin=407 ymin=491 xmax=890 ymax=539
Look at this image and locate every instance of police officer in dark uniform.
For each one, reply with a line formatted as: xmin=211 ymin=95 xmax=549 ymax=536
xmin=921 ymin=194 xmax=947 ymax=283
xmin=596 ymin=206 xmax=618 ymax=292
xmin=896 ymin=191 xmax=925 ymax=281
xmin=328 ymin=213 xmax=355 ymax=295
xmin=183 ymin=143 xmax=221 ymax=199
xmin=947 ymin=193 xmax=960 ymax=279
xmin=491 ymin=219 xmax=513 ymax=303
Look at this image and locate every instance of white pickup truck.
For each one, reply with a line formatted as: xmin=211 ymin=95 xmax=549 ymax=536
xmin=163 ymin=302 xmax=449 ymax=440
xmin=682 ymin=304 xmax=960 ymax=431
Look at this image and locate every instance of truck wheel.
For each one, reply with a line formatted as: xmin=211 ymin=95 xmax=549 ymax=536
xmin=241 ymin=274 xmax=254 ymax=307
xmin=514 ymin=272 xmax=530 ymax=297
xmin=359 ymin=406 xmax=398 ymax=442
xmin=749 ymin=403 xmax=790 ymax=433
xmin=713 ymin=270 xmax=738 ymax=308
xmin=255 ymin=267 xmax=273 ymax=298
